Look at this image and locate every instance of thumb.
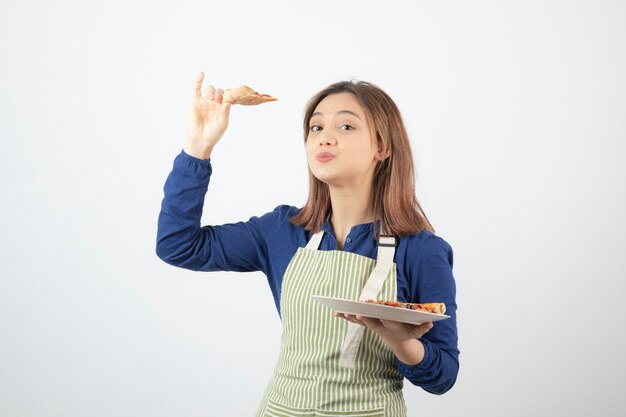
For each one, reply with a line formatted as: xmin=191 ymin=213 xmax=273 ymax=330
xmin=220 ymin=102 xmax=231 ymax=122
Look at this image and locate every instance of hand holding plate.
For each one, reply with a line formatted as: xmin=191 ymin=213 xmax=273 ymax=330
xmin=334 ymin=312 xmax=433 ymax=342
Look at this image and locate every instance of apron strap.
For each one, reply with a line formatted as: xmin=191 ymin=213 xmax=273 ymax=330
xmin=304 ymin=231 xmax=324 ymax=250
xmin=340 ymin=235 xmax=397 ymax=369
xmin=358 ymin=235 xmax=396 ymax=301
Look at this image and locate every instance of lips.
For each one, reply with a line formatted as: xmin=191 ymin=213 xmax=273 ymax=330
xmin=315 ymin=152 xmax=335 ymax=162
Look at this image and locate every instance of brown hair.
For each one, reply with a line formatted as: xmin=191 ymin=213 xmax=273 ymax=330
xmin=290 ymin=80 xmax=434 ymax=238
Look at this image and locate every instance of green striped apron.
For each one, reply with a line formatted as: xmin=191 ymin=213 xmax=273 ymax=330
xmin=255 ymin=231 xmax=407 ymax=417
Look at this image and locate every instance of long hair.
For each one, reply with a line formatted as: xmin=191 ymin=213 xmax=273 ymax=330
xmin=290 ymin=80 xmax=434 ymax=238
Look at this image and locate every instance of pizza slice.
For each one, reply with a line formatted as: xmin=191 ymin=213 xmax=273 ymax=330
xmin=223 ymin=85 xmax=278 ymax=105
xmin=365 ymin=299 xmax=446 ymax=314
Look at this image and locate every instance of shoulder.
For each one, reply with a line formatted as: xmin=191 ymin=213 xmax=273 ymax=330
xmin=252 ymin=204 xmax=301 ymax=224
xmin=400 ymin=230 xmax=453 ymax=257
xmin=397 ymin=230 xmax=454 ymax=273
xmin=397 ymin=230 xmax=456 ymax=298
xmin=246 ymin=204 xmax=304 ymax=240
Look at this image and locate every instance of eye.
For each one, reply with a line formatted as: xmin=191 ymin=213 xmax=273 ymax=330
xmin=309 ymin=124 xmax=354 ymax=132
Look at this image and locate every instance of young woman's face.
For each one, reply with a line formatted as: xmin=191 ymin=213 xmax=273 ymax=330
xmin=306 ymin=92 xmax=384 ymax=187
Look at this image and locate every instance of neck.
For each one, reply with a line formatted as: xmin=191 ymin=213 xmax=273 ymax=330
xmin=328 ymin=181 xmax=375 ymax=249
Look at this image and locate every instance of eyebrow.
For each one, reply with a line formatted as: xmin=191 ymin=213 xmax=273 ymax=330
xmin=311 ymin=110 xmax=362 ymax=120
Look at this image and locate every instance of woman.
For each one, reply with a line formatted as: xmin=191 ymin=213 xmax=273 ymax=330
xmin=157 ymin=72 xmax=459 ymax=416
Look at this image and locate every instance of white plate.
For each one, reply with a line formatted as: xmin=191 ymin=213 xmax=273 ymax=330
xmin=312 ymin=295 xmax=450 ymax=325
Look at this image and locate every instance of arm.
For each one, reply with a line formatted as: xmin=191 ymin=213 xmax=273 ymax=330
xmin=333 ymin=234 xmax=459 ymax=393
xmin=156 ymin=150 xmax=271 ymax=273
xmin=396 ymin=235 xmax=460 ymax=394
xmin=156 ymin=72 xmax=270 ymax=273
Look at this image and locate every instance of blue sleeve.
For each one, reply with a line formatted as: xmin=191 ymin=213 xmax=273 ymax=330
xmin=396 ymin=235 xmax=460 ymax=394
xmin=156 ymin=150 xmax=280 ymax=274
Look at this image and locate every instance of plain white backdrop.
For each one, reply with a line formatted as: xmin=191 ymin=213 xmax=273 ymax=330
xmin=1 ymin=0 xmax=625 ymax=416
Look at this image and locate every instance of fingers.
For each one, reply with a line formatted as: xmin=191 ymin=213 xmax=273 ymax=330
xmin=193 ymin=71 xmax=215 ymax=100
xmin=220 ymin=100 xmax=231 ymax=121
xmin=421 ymin=322 xmax=434 ymax=334
xmin=193 ymin=72 xmax=230 ymax=105
xmin=214 ymin=88 xmax=224 ymax=103
xmin=334 ymin=313 xmax=383 ymax=329
xmin=222 ymin=88 xmax=232 ymax=104
xmin=334 ymin=313 xmax=433 ymax=334
xmin=201 ymin=83 xmax=226 ymax=104
xmin=194 ymin=72 xmax=204 ymax=97
xmin=334 ymin=312 xmax=364 ymax=325
xmin=358 ymin=315 xmax=386 ymax=331
xmin=205 ymin=84 xmax=215 ymax=100
xmin=379 ymin=319 xmax=432 ymax=331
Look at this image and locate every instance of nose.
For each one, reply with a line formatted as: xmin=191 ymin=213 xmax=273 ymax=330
xmin=319 ymin=132 xmax=337 ymax=146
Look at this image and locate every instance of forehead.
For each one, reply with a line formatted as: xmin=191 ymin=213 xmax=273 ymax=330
xmin=312 ymin=92 xmax=365 ymax=118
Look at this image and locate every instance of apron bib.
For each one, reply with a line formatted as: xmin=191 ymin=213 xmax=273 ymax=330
xmin=256 ymin=232 xmax=407 ymax=417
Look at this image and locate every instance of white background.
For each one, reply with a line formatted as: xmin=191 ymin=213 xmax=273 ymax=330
xmin=1 ymin=0 xmax=625 ymax=416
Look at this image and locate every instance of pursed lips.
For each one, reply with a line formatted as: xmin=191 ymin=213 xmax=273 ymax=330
xmin=315 ymin=152 xmax=335 ymax=162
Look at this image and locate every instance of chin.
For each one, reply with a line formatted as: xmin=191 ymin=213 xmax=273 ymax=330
xmin=309 ymin=164 xmax=351 ymax=187
xmin=313 ymin=174 xmax=346 ymax=189
xmin=311 ymin=171 xmax=334 ymax=184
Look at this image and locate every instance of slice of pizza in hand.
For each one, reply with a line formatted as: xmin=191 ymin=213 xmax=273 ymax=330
xmin=365 ymin=299 xmax=446 ymax=315
xmin=223 ymin=85 xmax=278 ymax=105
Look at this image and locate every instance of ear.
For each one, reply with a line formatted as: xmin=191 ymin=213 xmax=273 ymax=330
xmin=374 ymin=149 xmax=390 ymax=161
xmin=374 ymin=136 xmax=390 ymax=161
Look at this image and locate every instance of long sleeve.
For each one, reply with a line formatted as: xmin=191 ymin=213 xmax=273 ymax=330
xmin=156 ymin=150 xmax=275 ymax=274
xmin=395 ymin=234 xmax=460 ymax=394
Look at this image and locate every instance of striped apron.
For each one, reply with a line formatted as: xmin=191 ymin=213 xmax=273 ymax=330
xmin=255 ymin=231 xmax=407 ymax=417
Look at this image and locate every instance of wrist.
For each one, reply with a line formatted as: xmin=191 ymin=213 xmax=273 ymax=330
xmin=184 ymin=141 xmax=214 ymax=160
xmin=385 ymin=337 xmax=425 ymax=366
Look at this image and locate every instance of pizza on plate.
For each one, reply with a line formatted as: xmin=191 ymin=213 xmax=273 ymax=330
xmin=365 ymin=299 xmax=446 ymax=315
xmin=223 ymin=85 xmax=277 ymax=105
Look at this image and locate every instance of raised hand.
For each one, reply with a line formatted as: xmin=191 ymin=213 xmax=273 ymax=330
xmin=184 ymin=72 xmax=232 ymax=159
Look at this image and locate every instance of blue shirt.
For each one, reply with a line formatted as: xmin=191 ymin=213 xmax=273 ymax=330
xmin=157 ymin=150 xmax=460 ymax=394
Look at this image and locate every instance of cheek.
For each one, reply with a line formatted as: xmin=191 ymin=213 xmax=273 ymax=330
xmin=305 ymin=139 xmax=316 ymax=155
